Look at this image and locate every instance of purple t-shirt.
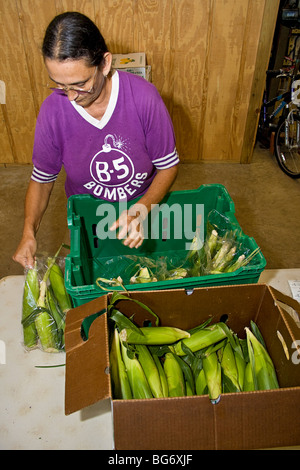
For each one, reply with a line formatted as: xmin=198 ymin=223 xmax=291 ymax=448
xmin=31 ymin=71 xmax=179 ymax=202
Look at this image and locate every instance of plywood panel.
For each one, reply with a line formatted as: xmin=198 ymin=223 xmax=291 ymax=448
xmin=170 ymin=0 xmax=212 ymax=161
xmin=0 ymin=105 xmax=15 ymax=164
xmin=0 ymin=0 xmax=280 ymax=165
xmin=228 ymin=0 xmax=265 ymax=162
xmin=16 ymin=0 xmax=57 ymax=114
xmin=241 ymin=0 xmax=280 ymax=163
xmin=95 ymin=0 xmax=135 ymax=54
xmin=202 ymin=0 xmax=250 ymax=162
xmin=0 ymin=1 xmax=36 ymax=163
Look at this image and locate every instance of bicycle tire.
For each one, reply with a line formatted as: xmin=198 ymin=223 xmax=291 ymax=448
xmin=274 ymin=115 xmax=300 ymax=178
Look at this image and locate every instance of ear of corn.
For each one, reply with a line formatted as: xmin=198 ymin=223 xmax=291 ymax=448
xmin=195 ymin=368 xmax=208 ymax=395
xmin=173 ymin=354 xmax=195 ymax=395
xmin=35 ymin=307 xmax=59 ymax=352
xmin=120 ymin=341 xmax=153 ymax=399
xmin=47 ymin=258 xmax=72 ymax=314
xmin=110 ymin=328 xmax=132 ymax=399
xmin=185 ymin=381 xmax=194 ymax=396
xmin=243 ymin=361 xmax=255 ymax=391
xmin=163 ymin=352 xmax=186 ymax=397
xmin=109 ymin=328 xmax=122 ymax=398
xmin=34 ymin=270 xmax=60 ymax=352
xmin=22 ymin=265 xmax=39 ymax=348
xmin=202 ymin=351 xmax=222 ymax=401
xmin=135 ymin=344 xmax=164 ymax=398
xmin=152 ymin=354 xmax=169 ymax=397
xmin=120 ymin=326 xmax=190 ymax=345
xmin=246 ymin=327 xmax=279 ymax=390
xmin=46 ymin=285 xmax=65 ymax=350
xmin=172 ymin=323 xmax=227 ymax=356
xmin=234 ymin=349 xmax=246 ymax=391
xmin=220 ymin=341 xmax=241 ymax=392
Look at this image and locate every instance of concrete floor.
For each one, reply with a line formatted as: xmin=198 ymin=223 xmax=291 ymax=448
xmin=1 ymin=143 xmax=300 ymax=280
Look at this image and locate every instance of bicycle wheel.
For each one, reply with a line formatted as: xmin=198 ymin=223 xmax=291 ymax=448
xmin=274 ymin=116 xmax=300 ymax=178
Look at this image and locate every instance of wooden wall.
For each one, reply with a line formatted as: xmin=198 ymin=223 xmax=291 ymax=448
xmin=0 ymin=0 xmax=279 ymax=165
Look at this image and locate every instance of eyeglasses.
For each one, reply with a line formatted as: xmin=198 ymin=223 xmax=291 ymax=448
xmin=48 ymin=67 xmax=98 ymax=95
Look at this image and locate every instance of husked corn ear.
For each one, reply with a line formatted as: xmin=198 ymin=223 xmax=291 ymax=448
xmin=22 ymin=265 xmax=39 ymax=349
xmin=202 ymin=351 xmax=222 ymax=401
xmin=220 ymin=342 xmax=241 ymax=392
xmin=135 ymin=345 xmax=164 ymax=398
xmin=172 ymin=323 xmax=227 ymax=356
xmin=119 ymin=326 xmax=190 ymax=345
xmin=163 ymin=352 xmax=186 ymax=397
xmin=121 ymin=341 xmax=153 ymax=399
xmin=246 ymin=327 xmax=279 ymax=390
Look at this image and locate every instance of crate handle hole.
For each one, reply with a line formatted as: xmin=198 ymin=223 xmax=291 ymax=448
xmin=143 ymin=320 xmax=152 ymax=327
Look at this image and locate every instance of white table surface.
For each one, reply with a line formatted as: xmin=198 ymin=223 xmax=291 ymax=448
xmin=1 ymin=270 xmax=300 ymax=450
xmin=0 ymin=275 xmax=113 ymax=450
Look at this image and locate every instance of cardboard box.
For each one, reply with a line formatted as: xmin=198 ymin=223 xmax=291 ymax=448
xmin=111 ymin=52 xmax=151 ymax=81
xmin=64 ymin=284 xmax=300 ymax=450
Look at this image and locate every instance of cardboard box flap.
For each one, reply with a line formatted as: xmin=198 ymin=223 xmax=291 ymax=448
xmin=65 ymin=297 xmax=110 ymax=415
xmin=268 ymin=286 xmax=300 ymax=338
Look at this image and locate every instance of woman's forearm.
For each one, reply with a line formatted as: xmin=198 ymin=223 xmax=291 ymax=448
xmin=22 ymin=180 xmax=55 ymax=237
xmin=133 ymin=166 xmax=178 ymax=215
xmin=13 ymin=180 xmax=54 ymax=267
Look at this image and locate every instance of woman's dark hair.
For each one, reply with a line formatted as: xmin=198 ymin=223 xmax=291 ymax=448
xmin=42 ymin=12 xmax=108 ymax=66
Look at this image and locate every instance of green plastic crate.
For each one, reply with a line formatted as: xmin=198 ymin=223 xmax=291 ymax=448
xmin=65 ymin=184 xmax=266 ymax=307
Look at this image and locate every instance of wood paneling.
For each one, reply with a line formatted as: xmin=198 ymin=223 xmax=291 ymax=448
xmin=0 ymin=0 xmax=279 ymax=165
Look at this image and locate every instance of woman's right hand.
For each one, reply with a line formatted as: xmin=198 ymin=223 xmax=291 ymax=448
xmin=12 ymin=235 xmax=37 ymax=269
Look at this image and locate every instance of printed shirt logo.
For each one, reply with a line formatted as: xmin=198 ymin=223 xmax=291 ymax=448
xmin=90 ymin=134 xmax=134 ymax=187
xmin=84 ymin=134 xmax=148 ymax=201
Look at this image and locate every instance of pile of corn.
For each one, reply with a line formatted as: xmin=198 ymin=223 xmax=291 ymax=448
xmin=108 ymin=294 xmax=279 ymax=400
xmin=95 ymin=226 xmax=262 ymax=291
xmin=22 ymin=252 xmax=72 ymax=353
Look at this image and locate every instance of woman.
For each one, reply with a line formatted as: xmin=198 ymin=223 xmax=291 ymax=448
xmin=13 ymin=12 xmax=179 ymax=269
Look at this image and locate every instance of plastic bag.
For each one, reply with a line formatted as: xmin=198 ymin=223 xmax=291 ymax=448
xmin=186 ymin=210 xmax=261 ymax=276
xmin=95 ymin=253 xmax=189 ymax=290
xmin=21 ymin=253 xmax=72 ymax=353
xmin=94 ymin=209 xmax=262 ymax=290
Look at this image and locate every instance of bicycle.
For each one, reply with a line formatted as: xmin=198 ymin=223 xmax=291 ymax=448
xmin=258 ymin=47 xmax=300 ymax=178
xmin=274 ymin=73 xmax=300 ymax=178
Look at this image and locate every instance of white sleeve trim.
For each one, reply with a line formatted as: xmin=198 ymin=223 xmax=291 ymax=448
xmin=31 ymin=166 xmax=59 ymax=183
xmin=152 ymin=148 xmax=179 ymax=169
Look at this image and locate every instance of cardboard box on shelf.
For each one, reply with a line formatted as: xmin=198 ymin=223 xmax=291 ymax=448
xmin=111 ymin=52 xmax=151 ymax=81
xmin=64 ymin=284 xmax=300 ymax=450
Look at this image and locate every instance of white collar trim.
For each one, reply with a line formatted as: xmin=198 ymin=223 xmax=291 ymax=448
xmin=71 ymin=70 xmax=119 ymax=129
